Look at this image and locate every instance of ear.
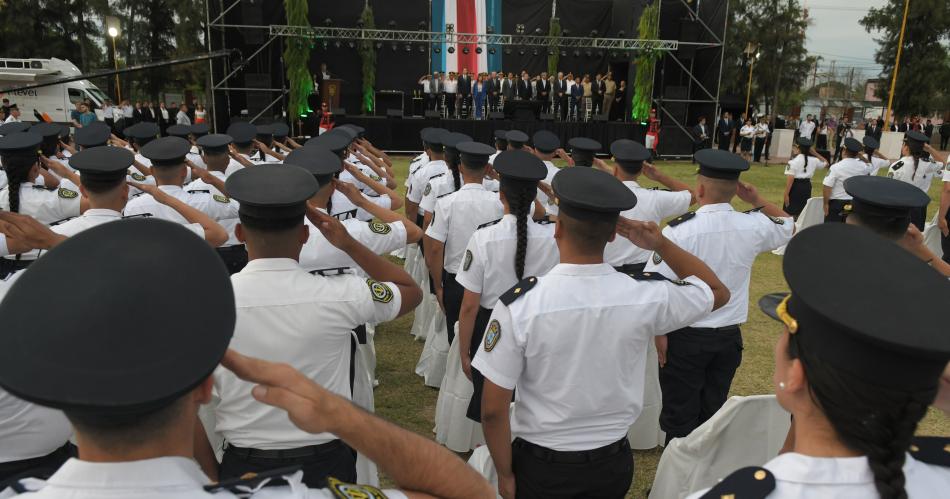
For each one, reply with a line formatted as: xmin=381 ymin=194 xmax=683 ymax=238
xmin=298 ymin=223 xmax=309 ymax=244
xmin=193 ymin=376 xmax=214 ymax=405
xmin=121 ymin=182 xmax=129 ymax=203
xmin=553 ymin=218 xmax=563 ymax=240
xmin=696 ymin=181 xmax=706 ymax=199
xmin=235 ymin=223 xmax=246 ymax=243
xmin=79 ymin=184 xmax=89 ymax=199
xmin=785 ymin=357 xmax=807 ymax=395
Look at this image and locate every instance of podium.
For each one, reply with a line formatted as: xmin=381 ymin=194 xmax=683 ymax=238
xmin=321 ymin=79 xmax=343 ymax=111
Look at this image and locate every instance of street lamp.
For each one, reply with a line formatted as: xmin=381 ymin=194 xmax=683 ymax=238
xmin=744 ymin=42 xmax=760 ymax=118
xmin=106 ymin=18 xmax=122 ymax=102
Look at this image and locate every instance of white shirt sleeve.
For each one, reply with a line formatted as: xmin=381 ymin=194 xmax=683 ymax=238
xmin=355 ymin=194 xmax=392 ymax=222
xmin=425 ymin=198 xmax=450 ymax=243
xmin=183 ymin=223 xmax=206 ymax=240
xmin=657 ymin=190 xmax=692 ymax=219
xmin=407 ymin=169 xmax=431 ymax=204
xmin=751 ymin=211 xmax=794 ymax=253
xmin=785 ymin=155 xmax=805 ymax=176
xmin=471 ymin=303 xmax=522 ymax=390
xmin=34 ymin=187 xmax=82 ymax=223
xmin=643 ymin=276 xmax=715 ymax=335
xmin=350 ymin=276 xmax=403 ymax=325
xmin=189 ymin=192 xmax=240 ymax=221
xmin=419 ymin=181 xmax=440 ymax=214
xmin=0 ymin=234 xmax=7 ymax=257
xmin=454 ymin=234 xmax=484 ymax=293
xmin=822 ymin=167 xmax=838 ymax=188
xmin=347 ymin=220 xmax=407 ymax=256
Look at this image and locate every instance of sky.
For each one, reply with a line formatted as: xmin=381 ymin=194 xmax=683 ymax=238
xmin=804 ymin=0 xmax=888 ymax=82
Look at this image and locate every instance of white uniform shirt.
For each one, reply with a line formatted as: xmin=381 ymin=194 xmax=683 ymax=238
xmin=124 ymin=185 xmax=239 ymax=227
xmin=2 ymin=456 xmax=408 ymax=498
xmin=419 ymin=175 xmax=498 ymax=215
xmin=214 ymin=258 xmax=402 ymax=449
xmin=328 ymin=190 xmax=392 ymax=222
xmin=299 ymin=214 xmax=407 ymax=273
xmin=784 ymin=155 xmax=828 ymax=180
xmin=425 ymin=183 xmax=504 ymax=273
xmin=645 ymin=204 xmax=792 ymax=328
xmin=686 ymin=453 xmax=950 ymax=499
xmin=223 ymin=159 xmax=245 ymax=178
xmin=754 ymin=123 xmax=770 ymax=138
xmin=471 ymin=263 xmax=714 ymax=451
xmin=740 ymin=125 xmax=755 ymax=139
xmin=455 ymin=215 xmax=559 ymax=307
xmin=407 ymin=160 xmax=447 ymax=204
xmin=888 ymin=155 xmax=945 ymax=193
xmin=604 ymin=182 xmax=692 ymax=266
xmin=823 ymin=158 xmax=872 ymax=200
xmin=404 ymin=153 xmax=429 ymax=189
xmin=867 ymin=156 xmax=890 ymax=176
xmin=798 ymin=120 xmax=816 ymax=138
xmin=187 ymin=172 xmax=241 ymax=247
xmin=0 ymin=389 xmax=70 ymax=462
xmin=0 ymin=183 xmax=81 ymax=261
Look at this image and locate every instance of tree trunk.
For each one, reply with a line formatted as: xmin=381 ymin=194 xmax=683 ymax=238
xmin=125 ymin=3 xmax=135 ymax=99
xmin=77 ymin=0 xmax=88 ymax=72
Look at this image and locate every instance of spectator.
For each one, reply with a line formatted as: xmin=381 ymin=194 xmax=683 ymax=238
xmin=317 ymin=101 xmax=334 ymax=134
xmin=2 ymin=105 xmax=21 ymax=123
xmin=102 ymin=99 xmax=115 ymax=130
xmin=194 ymin=103 xmax=207 ymax=124
xmin=0 ymin=98 xmax=10 ymax=117
xmin=158 ymin=101 xmax=171 ymax=135
xmin=143 ymin=101 xmax=157 ymax=123
xmin=692 ymin=115 xmax=711 ymax=160
xmin=132 ymin=101 xmax=145 ymax=124
xmin=940 ymin=120 xmax=950 ymax=150
xmin=612 ymin=80 xmax=626 ymax=121
xmin=69 ymin=102 xmax=83 ymax=127
xmin=925 ymin=119 xmax=934 ymax=139
xmin=77 ymin=103 xmax=97 ymax=127
xmin=176 ymin=104 xmax=191 ymax=125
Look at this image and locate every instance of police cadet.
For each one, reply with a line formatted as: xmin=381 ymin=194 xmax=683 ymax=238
xmin=780 ymin=137 xmax=828 ymax=220
xmin=424 ymin=141 xmax=503 ymax=345
xmin=567 ymin=137 xmax=601 ymax=167
xmin=189 ymin=133 xmax=248 ymax=273
xmin=406 ymin=127 xmax=433 ymax=188
xmin=214 ymin=164 xmax=421 ymax=486
xmin=887 ymin=130 xmax=947 ymax=230
xmin=474 ymin=166 xmax=730 ymax=499
xmin=0 ymin=219 xmax=489 ymax=498
xmin=604 ymin=139 xmax=695 ymax=273
xmin=406 ymin=128 xmax=448 ymax=227
xmin=489 ymin=129 xmax=508 ymax=164
xmin=530 ymin=130 xmax=561 ymax=216
xmin=225 ymin=122 xmax=264 ymax=169
xmin=0 ymin=132 xmax=83 ymax=278
xmin=455 ymin=150 xmax=560 ymax=424
xmin=862 ymin=135 xmax=891 ymax=176
xmin=252 ymin=124 xmax=284 ymax=164
xmin=689 ymin=224 xmax=950 ymax=499
xmin=941 ymin=161 xmax=950 ymax=264
xmin=822 ymin=137 xmax=870 ymax=223
xmin=645 ymin=148 xmax=793 ymax=443
xmin=506 ymin=130 xmax=528 ymax=151
xmin=419 ymin=132 xmax=476 ymax=230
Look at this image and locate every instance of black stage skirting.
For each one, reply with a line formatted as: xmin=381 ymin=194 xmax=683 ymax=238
xmin=333 ymin=116 xmax=646 ymax=152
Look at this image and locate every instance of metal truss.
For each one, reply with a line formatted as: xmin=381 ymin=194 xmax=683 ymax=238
xmin=268 ymin=25 xmax=679 ymax=52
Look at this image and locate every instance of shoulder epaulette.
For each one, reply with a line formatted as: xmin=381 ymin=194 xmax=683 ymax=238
xmin=4 ymin=477 xmax=46 ymax=494
xmin=48 ymin=216 xmax=76 ymax=227
xmin=499 ymin=276 xmax=538 ymax=306
xmin=667 ymin=211 xmax=696 ymax=227
xmin=743 ymin=207 xmax=764 ymax=214
xmin=477 ymin=218 xmax=501 ymax=230
xmin=430 ymin=172 xmax=445 ymax=179
xmin=188 ymin=189 xmax=210 ymax=194
xmin=308 ymin=267 xmax=351 ymax=277
xmin=650 ymin=187 xmax=672 ymax=191
xmin=910 ymin=436 xmax=950 ymax=467
xmin=333 ymin=209 xmax=358 ymax=220
xmin=31 ymin=185 xmax=54 ymax=191
xmin=437 ymin=191 xmax=454 ymax=199
xmin=203 ymin=465 xmax=302 ymax=493
xmin=535 ymin=218 xmax=554 ymax=225
xmin=891 ymin=160 xmax=904 ymax=171
xmin=627 ymin=271 xmax=691 ymax=286
xmin=698 ymin=466 xmax=775 ymax=499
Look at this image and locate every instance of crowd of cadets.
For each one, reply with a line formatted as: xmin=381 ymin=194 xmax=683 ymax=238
xmin=0 ymin=115 xmax=949 ymax=498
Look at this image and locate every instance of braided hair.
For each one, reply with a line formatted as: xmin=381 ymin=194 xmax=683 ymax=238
xmin=448 ymin=150 xmax=462 ymax=192
xmin=798 ymin=144 xmax=811 ymax=174
xmin=3 ymin=155 xmax=36 ymax=214
xmin=788 ymin=335 xmax=935 ymax=499
xmin=500 ymin=178 xmax=537 ymax=280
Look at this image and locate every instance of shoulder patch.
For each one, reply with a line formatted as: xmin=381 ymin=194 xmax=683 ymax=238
xmin=484 ymin=319 xmax=501 ymax=352
xmin=628 ymin=271 xmax=691 ymax=286
xmin=366 ymin=278 xmax=394 ymax=303
xmin=129 ymin=172 xmax=147 ymax=182
xmin=909 ymin=436 xmax=950 ymax=467
xmin=212 ymin=194 xmax=230 ymax=203
xmin=369 ymin=221 xmax=392 ymax=234
xmin=698 ymin=466 xmax=775 ymax=499
xmin=370 ymin=173 xmax=381 ymax=181
xmin=891 ymin=160 xmax=904 ymax=171
xmin=651 ymin=251 xmax=663 ymax=265
xmin=57 ymin=187 xmax=78 ymax=199
xmin=499 ymin=276 xmax=538 ymax=306
xmin=477 ymin=218 xmax=502 ymax=230
xmin=766 ymin=214 xmax=785 ymax=225
xmin=463 ymin=249 xmax=473 ymax=271
xmin=423 ymin=183 xmax=432 ymax=196
xmin=667 ymin=211 xmax=695 ymax=227
xmin=328 ymin=476 xmax=389 ymax=499
xmin=203 ymin=465 xmax=302 ymax=493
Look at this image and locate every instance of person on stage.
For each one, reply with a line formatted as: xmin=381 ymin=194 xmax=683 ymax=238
xmin=473 ymin=74 xmax=488 ymax=120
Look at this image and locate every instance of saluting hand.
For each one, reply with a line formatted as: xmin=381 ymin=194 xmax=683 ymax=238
xmin=0 ymin=211 xmax=66 ymax=250
xmin=127 ymin=181 xmax=170 ymax=204
xmin=306 ymin=202 xmax=356 ymax=251
xmin=616 ymin=218 xmax=663 ymax=251
xmin=537 ymin=181 xmax=555 ymax=204
xmin=641 ymin=161 xmax=659 ymax=180
xmin=736 ymin=181 xmax=763 ymax=206
xmin=333 ymin=177 xmax=365 ymax=205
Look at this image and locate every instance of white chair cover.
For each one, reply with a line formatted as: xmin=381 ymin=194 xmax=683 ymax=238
xmin=627 ymin=339 xmax=665 ymax=449
xmin=468 ymin=446 xmax=501 ymax=498
xmin=414 ymin=305 xmax=449 ymax=387
xmin=648 ymin=394 xmax=791 ymax=499
xmin=924 ymin=212 xmax=945 ymax=259
xmin=434 ymin=324 xmax=485 ymax=452
xmin=351 ymin=326 xmax=379 ymax=486
xmin=773 ymin=197 xmax=825 ymax=255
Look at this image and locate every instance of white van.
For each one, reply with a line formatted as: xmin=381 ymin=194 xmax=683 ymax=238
xmin=0 ymin=58 xmax=110 ymax=124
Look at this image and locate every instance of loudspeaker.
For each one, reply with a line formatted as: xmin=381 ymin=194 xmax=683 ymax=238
xmin=489 ymin=111 xmax=505 ymax=120
xmin=332 ymin=108 xmax=346 ymax=118
xmin=425 ymin=110 xmax=440 ymax=119
xmin=387 ymin=109 xmax=404 ymax=118
xmin=244 ymin=73 xmax=272 ymax=118
xmin=539 ymin=113 xmax=554 ymax=121
xmin=593 ymin=114 xmax=608 ymax=122
xmin=240 ymin=1 xmax=265 ymax=44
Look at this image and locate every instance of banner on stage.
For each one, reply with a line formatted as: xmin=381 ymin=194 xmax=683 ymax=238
xmin=431 ymin=0 xmax=502 ymax=74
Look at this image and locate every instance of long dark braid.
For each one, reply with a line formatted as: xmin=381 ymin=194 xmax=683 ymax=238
xmin=501 ymin=179 xmax=536 ymax=280
xmin=788 ymin=337 xmax=935 ymax=499
xmin=449 ymin=155 xmax=462 ymax=191
xmin=3 ymin=156 xmax=35 ymax=214
xmin=910 ymin=149 xmax=923 ymax=181
xmin=799 ymin=145 xmax=810 ymax=174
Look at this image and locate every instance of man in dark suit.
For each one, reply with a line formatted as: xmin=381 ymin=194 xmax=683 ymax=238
xmin=555 ymin=72 xmax=568 ymax=121
xmin=692 ymin=116 xmax=711 ymax=161
xmin=486 ymin=71 xmax=500 ymax=112
xmin=142 ymin=101 xmax=157 ymax=123
xmin=716 ymin=111 xmax=732 ymax=150
xmin=501 ymin=72 xmax=515 ymax=106
xmin=536 ymin=72 xmax=551 ymax=114
xmin=517 ymin=72 xmax=532 ymax=101
xmin=457 ymin=69 xmax=472 ymax=115
xmin=866 ymin=120 xmax=882 ymax=141
xmin=732 ymin=113 xmax=746 ymax=153
xmin=591 ymin=74 xmax=604 ymax=115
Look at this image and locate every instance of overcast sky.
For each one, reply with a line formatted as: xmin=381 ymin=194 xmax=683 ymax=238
xmin=803 ymin=0 xmax=888 ymax=80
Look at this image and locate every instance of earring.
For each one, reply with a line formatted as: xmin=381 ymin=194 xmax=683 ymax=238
xmin=778 ymin=382 xmax=786 ymax=390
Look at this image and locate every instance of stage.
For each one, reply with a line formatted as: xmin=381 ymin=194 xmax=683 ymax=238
xmin=331 ymin=116 xmax=646 ymax=152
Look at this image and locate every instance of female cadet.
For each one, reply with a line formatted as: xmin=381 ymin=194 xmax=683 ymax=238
xmin=739 ymin=118 xmax=755 ymax=161
xmin=887 ymin=131 xmax=947 ymax=230
xmin=782 ymin=137 xmax=828 ymax=219
xmin=690 ymin=223 xmax=950 ymax=499
xmin=455 ymin=150 xmax=561 ymax=424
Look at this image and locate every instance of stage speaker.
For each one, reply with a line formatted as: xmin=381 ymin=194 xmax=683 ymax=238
xmin=540 ymin=113 xmax=554 ymax=121
xmin=244 ymin=73 xmax=272 ymax=118
xmin=662 ymin=86 xmax=688 ymax=123
xmin=333 ymin=108 xmax=346 ymax=118
xmin=425 ymin=110 xmax=440 ymax=119
xmin=593 ymin=114 xmax=609 ymax=122
xmin=387 ymin=109 xmax=404 ymax=118
xmin=240 ymin=1 xmax=265 ymax=44
xmin=489 ymin=111 xmax=505 ymax=120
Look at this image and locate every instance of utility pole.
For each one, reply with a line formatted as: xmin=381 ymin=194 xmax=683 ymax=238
xmin=884 ymin=0 xmax=910 ymax=130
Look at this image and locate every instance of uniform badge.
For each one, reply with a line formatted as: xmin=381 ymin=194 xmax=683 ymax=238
xmin=58 ymin=187 xmax=78 ymax=199
xmin=328 ymin=477 xmax=388 ymax=499
xmin=652 ymin=252 xmax=663 ymax=265
xmin=484 ymin=319 xmax=501 ymax=352
xmin=213 ymin=194 xmax=230 ymax=203
xmin=767 ymin=215 xmax=785 ymax=225
xmin=366 ymin=279 xmax=394 ymax=303
xmin=371 ymin=173 xmax=381 ymax=181
xmin=130 ymin=172 xmax=147 ymax=182
xmin=463 ymin=250 xmax=473 ymax=271
xmin=369 ymin=221 xmax=391 ymax=235
xmin=423 ymin=183 xmax=432 ymax=196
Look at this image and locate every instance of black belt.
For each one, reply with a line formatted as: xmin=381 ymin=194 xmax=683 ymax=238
xmin=792 ymin=178 xmax=811 ymax=183
xmin=686 ymin=325 xmax=740 ymax=333
xmin=224 ymin=439 xmax=344 ymax=460
xmin=216 ymin=244 xmax=246 ymax=254
xmin=514 ymin=437 xmax=629 ymax=464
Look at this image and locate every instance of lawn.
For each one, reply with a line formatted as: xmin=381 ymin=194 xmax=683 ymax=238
xmin=372 ymin=155 xmax=950 ymax=498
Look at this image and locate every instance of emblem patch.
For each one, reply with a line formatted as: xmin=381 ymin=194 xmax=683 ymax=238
xmin=423 ymin=183 xmax=432 ymax=196
xmin=463 ymin=250 xmax=473 ymax=271
xmin=371 ymin=173 xmax=382 ymax=181
xmin=328 ymin=477 xmax=388 ymax=499
xmin=652 ymin=252 xmax=663 ymax=265
xmin=58 ymin=187 xmax=78 ymax=199
xmin=367 ymin=279 xmax=394 ymax=303
xmin=767 ymin=215 xmax=785 ymax=225
xmin=484 ymin=319 xmax=501 ymax=352
xmin=213 ymin=194 xmax=230 ymax=203
xmin=130 ymin=172 xmax=147 ymax=181
xmin=369 ymin=221 xmax=392 ymax=235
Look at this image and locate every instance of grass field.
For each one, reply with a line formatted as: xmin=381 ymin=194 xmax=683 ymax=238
xmin=372 ymin=155 xmax=950 ymax=498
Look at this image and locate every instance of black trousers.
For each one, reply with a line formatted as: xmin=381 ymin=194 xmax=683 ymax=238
xmin=0 ymin=443 xmax=75 ymax=488
xmin=659 ymin=326 xmax=742 ymax=441
xmin=732 ymin=131 xmax=741 ymax=153
xmin=539 ymin=95 xmax=550 ymax=114
xmin=910 ymin=205 xmax=927 ymax=232
xmin=784 ymin=179 xmax=811 ymax=219
xmin=591 ymin=95 xmax=603 ymax=115
xmin=216 ymin=245 xmax=248 ymax=275
xmin=718 ymin=134 xmax=731 ymax=150
xmin=557 ymin=96 xmax=568 ymax=120
xmin=445 ymin=93 xmax=456 ymax=117
xmin=221 ymin=440 xmax=356 ymax=489
xmin=426 ymin=93 xmax=439 ymax=110
xmin=753 ymin=137 xmax=766 ymax=162
xmin=941 ymin=134 xmax=949 ymax=150
xmin=942 ymin=211 xmax=950 ymax=264
xmin=442 ymin=271 xmax=464 ymax=345
xmin=512 ymin=438 xmax=633 ymax=499
xmin=466 ymin=306 xmax=494 ymax=422
xmin=692 ymin=139 xmax=711 ymax=161
xmin=833 ymin=139 xmax=844 ymax=162
xmin=825 ymin=199 xmax=849 ymax=223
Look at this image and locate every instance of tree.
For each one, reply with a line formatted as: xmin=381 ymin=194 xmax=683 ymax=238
xmin=861 ymin=0 xmax=950 ymax=117
xmin=283 ymin=0 xmax=312 ymax=120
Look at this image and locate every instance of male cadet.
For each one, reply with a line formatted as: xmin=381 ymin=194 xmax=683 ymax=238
xmin=0 ymin=219 xmax=489 ymax=498
xmin=252 ymin=124 xmax=284 ymax=164
xmin=530 ymin=130 xmax=562 ymax=216
xmin=567 ymin=137 xmax=601 ymax=167
xmin=189 ymin=133 xmax=247 ymax=273
xmin=214 ymin=164 xmax=422 ymax=487
xmin=165 ymin=123 xmax=206 ymax=169
xmin=506 ymin=130 xmax=528 ymax=151
xmin=644 ymin=148 xmax=793 ymax=442
xmin=475 ymin=167 xmax=730 ymax=499
xmin=489 ymin=129 xmax=508 ymax=165
xmin=122 ymin=137 xmax=230 ymax=247
xmin=406 ymin=128 xmax=448 ymax=226
xmin=862 ymin=135 xmax=891 ymax=176
xmin=822 ymin=137 xmax=870 ymax=223
xmin=225 ymin=122 xmax=264 ymax=169
xmin=604 ymin=139 xmax=695 ymax=273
